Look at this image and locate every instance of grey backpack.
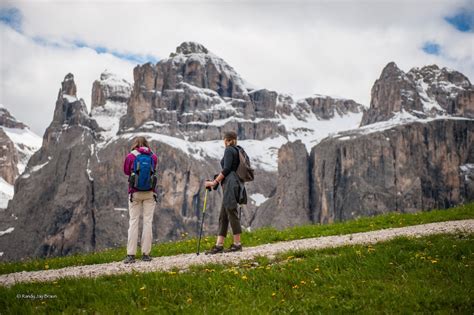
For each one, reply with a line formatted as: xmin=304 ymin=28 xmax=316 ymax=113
xmin=234 ymin=146 xmax=254 ymax=182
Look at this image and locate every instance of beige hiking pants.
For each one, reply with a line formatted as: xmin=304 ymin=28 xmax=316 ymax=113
xmin=127 ymin=191 xmax=156 ymax=255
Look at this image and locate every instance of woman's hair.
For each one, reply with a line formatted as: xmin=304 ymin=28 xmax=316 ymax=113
xmin=131 ymin=136 xmax=150 ymax=151
xmin=223 ymin=131 xmax=237 ymax=146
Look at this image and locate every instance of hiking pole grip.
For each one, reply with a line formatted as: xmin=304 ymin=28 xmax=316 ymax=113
xmin=196 ymin=188 xmax=209 ymax=255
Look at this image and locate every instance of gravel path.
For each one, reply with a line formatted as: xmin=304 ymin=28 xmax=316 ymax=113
xmin=1 ymin=219 xmax=472 ymax=287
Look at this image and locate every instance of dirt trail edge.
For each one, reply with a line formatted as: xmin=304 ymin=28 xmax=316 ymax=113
xmin=1 ymin=219 xmax=473 ymax=287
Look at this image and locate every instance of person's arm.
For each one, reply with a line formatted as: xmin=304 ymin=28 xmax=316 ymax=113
xmin=205 ymin=147 xmax=233 ymax=188
xmin=123 ymin=154 xmax=133 ymax=176
xmin=212 ymin=147 xmax=234 ymax=185
xmin=152 ymin=154 xmax=158 ymax=171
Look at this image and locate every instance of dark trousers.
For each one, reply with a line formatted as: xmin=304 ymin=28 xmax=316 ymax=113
xmin=218 ymin=205 xmax=242 ymax=237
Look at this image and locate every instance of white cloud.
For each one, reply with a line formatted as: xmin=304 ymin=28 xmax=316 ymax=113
xmin=1 ymin=0 xmax=473 ymax=135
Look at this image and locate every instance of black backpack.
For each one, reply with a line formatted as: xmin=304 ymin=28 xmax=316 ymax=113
xmin=233 ymin=145 xmax=254 ymax=182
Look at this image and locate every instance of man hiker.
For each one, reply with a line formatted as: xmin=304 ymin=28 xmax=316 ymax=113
xmin=123 ymin=136 xmax=158 ymax=263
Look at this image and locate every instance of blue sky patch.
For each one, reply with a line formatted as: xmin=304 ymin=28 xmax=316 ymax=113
xmin=0 ymin=6 xmax=22 ymax=32
xmin=73 ymin=40 xmax=159 ymax=64
xmin=445 ymin=9 xmax=474 ymax=32
xmin=110 ymin=51 xmax=159 ymax=64
xmin=422 ymin=42 xmax=441 ymax=55
xmin=0 ymin=6 xmax=158 ymax=65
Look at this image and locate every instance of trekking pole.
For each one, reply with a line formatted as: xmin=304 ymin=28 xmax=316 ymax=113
xmin=196 ymin=188 xmax=210 ymax=255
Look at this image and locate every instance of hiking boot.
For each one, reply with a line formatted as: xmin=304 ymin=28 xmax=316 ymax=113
xmin=123 ymin=255 xmax=136 ymax=264
xmin=205 ymin=245 xmax=224 ymax=255
xmin=225 ymin=244 xmax=242 ymax=253
xmin=141 ymin=254 xmax=152 ymax=262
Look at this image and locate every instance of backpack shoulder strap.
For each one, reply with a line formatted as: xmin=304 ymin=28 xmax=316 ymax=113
xmin=232 ymin=145 xmax=240 ymax=154
xmin=131 ymin=150 xmax=140 ymax=156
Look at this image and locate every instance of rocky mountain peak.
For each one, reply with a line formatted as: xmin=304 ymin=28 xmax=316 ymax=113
xmin=407 ymin=65 xmax=471 ymax=89
xmin=121 ymin=41 xmax=364 ymax=140
xmin=380 ymin=62 xmax=406 ymax=79
xmin=99 ymin=69 xmax=114 ymax=81
xmin=91 ymin=70 xmax=131 ymax=109
xmin=360 ymin=62 xmax=474 ymax=126
xmin=61 ymin=73 xmax=77 ymax=97
xmin=0 ymin=105 xmax=26 ymax=129
xmin=174 ymin=41 xmax=209 ymax=55
xmin=49 ymin=74 xmax=97 ymax=136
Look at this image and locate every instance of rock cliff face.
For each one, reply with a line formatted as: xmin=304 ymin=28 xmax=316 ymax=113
xmin=360 ymin=62 xmax=473 ymax=126
xmin=311 ymin=119 xmax=474 ymax=223
xmin=249 ymin=61 xmax=474 ymax=230
xmin=251 ymin=140 xmax=311 ymax=229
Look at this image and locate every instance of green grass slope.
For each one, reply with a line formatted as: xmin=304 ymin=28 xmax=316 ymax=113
xmin=1 ymin=202 xmax=473 ymax=276
xmin=1 ymin=233 xmax=472 ymax=314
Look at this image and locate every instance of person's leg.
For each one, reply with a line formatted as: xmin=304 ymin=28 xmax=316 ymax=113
xmin=126 ymin=194 xmax=142 ymax=256
xmin=206 ymin=204 xmax=227 ymax=255
xmin=141 ymin=191 xmax=156 ymax=256
xmin=227 ymin=207 xmax=242 ymax=251
xmin=217 ymin=204 xmax=229 ymax=245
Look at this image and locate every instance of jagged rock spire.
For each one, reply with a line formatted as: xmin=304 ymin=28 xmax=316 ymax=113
xmin=175 ymin=41 xmax=209 ymax=55
xmin=49 ymin=73 xmax=97 ymax=131
xmin=61 ymin=73 xmax=77 ymax=97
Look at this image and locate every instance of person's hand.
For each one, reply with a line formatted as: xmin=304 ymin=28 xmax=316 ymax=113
xmin=205 ymin=180 xmax=215 ymax=188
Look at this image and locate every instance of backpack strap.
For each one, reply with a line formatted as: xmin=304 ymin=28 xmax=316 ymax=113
xmin=131 ymin=150 xmax=140 ymax=156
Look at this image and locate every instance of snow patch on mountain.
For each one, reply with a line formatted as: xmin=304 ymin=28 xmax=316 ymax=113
xmin=0 ymin=177 xmax=14 ymax=209
xmin=281 ymin=111 xmax=363 ymax=150
xmin=92 ymin=101 xmax=127 ymax=141
xmin=0 ymin=227 xmax=14 ymax=237
xmin=116 ymin=110 xmax=364 ymax=172
xmin=332 ymin=110 xmax=474 ymax=140
xmin=1 ymin=126 xmax=42 ymax=175
xmin=99 ymin=70 xmax=131 ymax=94
xmin=250 ymin=193 xmax=268 ymax=206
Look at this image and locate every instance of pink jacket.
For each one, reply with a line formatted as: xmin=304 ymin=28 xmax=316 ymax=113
xmin=123 ymin=146 xmax=158 ymax=194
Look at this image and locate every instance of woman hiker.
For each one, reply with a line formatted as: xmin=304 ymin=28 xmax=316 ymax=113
xmin=123 ymin=136 xmax=158 ymax=264
xmin=204 ymin=131 xmax=244 ymax=254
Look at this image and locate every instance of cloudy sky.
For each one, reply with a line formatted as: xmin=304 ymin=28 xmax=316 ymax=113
xmin=1 ymin=0 xmax=473 ymax=135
